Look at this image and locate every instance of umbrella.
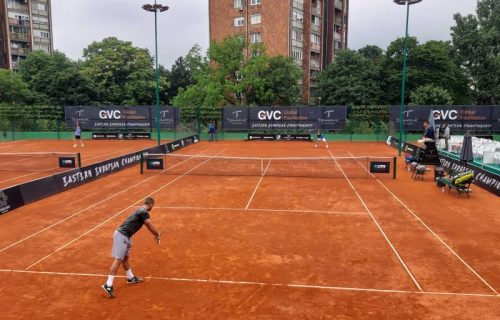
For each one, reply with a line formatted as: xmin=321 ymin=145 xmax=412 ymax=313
xmin=460 ymin=133 xmax=474 ymax=164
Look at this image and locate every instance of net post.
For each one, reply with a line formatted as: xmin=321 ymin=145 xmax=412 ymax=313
xmin=393 ymin=156 xmax=397 ymax=180
xmin=140 ymin=153 xmax=144 ymax=175
xmin=77 ymin=153 xmax=82 ymax=168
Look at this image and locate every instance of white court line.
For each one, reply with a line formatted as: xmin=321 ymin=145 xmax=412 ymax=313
xmin=0 ymin=148 xmax=211 ymax=254
xmin=245 ymin=160 xmax=271 ymax=209
xmin=148 ymin=206 xmax=368 ymax=216
xmin=0 ymin=269 xmax=497 ymax=299
xmin=24 ymin=149 xmax=226 ymax=270
xmin=347 ymin=151 xmax=499 ymax=296
xmin=328 ymin=150 xmax=423 ymax=292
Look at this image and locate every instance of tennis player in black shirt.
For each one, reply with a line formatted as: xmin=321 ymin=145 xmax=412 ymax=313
xmin=101 ymin=197 xmax=161 ymax=298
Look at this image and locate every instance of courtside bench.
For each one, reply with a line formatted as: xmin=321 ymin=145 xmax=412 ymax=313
xmin=436 ymin=171 xmax=474 ymax=198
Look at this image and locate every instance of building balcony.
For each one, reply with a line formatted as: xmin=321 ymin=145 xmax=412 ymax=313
xmin=8 ymin=18 xmax=30 ymax=27
xmin=335 ymin=0 xmax=343 ymax=10
xmin=312 ymin=6 xmax=321 ymax=16
xmin=10 ymin=32 xmax=30 ymax=42
xmin=311 ymin=24 xmax=321 ymax=33
xmin=7 ymin=5 xmax=29 ymax=13
xmin=334 ymin=17 xmax=343 ymax=26
xmin=292 ymin=0 xmax=303 ymax=9
xmin=10 ymin=47 xmax=30 ymax=56
xmin=292 ymin=20 xmax=303 ymax=29
xmin=310 ymin=59 xmax=320 ymax=70
xmin=310 ymin=43 xmax=320 ymax=52
xmin=334 ymin=32 xmax=342 ymax=41
xmin=294 ymin=59 xmax=303 ymax=67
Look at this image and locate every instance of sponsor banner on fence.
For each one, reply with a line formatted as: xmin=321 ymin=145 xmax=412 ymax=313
xmin=224 ymin=106 xmax=347 ymax=131
xmin=65 ymin=106 xmax=179 ymax=130
xmin=0 ymin=186 xmax=24 ymax=215
xmin=92 ymin=132 xmax=151 ymax=140
xmin=391 ymin=105 xmax=498 ymax=131
xmin=387 ymin=136 xmax=421 ymax=156
xmin=248 ymin=134 xmax=311 ymax=141
xmin=0 ymin=135 xmax=200 ymax=215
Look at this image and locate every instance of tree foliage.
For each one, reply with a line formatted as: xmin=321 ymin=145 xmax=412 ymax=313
xmin=18 ymin=51 xmax=98 ymax=106
xmin=80 ymin=37 xmax=169 ymax=105
xmin=451 ymin=0 xmax=499 ymax=104
xmin=0 ymin=69 xmax=31 ymax=104
xmin=319 ymin=49 xmax=383 ymax=106
xmin=410 ymin=84 xmax=453 ymax=105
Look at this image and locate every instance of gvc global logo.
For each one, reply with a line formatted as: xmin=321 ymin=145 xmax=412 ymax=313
xmin=99 ymin=110 xmax=121 ymax=120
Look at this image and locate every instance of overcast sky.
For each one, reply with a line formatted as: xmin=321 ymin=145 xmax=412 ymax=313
xmin=51 ymin=0 xmax=477 ymax=68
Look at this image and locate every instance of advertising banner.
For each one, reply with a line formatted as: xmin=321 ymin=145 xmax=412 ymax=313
xmin=223 ymin=106 xmax=347 ymax=131
xmin=65 ymin=106 xmax=179 ymax=130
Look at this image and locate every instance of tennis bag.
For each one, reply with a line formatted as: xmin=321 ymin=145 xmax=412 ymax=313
xmin=451 ymin=171 xmax=474 ymax=186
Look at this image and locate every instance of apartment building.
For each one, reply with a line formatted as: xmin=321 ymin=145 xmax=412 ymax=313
xmin=209 ymin=0 xmax=349 ymax=104
xmin=0 ymin=0 xmax=53 ymax=70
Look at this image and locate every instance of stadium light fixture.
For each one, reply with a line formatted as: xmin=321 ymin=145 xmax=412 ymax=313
xmin=394 ymin=0 xmax=422 ymax=156
xmin=142 ymin=1 xmax=169 ymax=146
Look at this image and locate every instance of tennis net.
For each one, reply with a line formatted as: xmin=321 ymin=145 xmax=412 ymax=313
xmin=0 ymin=152 xmax=81 ymax=172
xmin=141 ymin=153 xmax=396 ymax=179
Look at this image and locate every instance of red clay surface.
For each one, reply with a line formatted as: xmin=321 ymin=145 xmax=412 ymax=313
xmin=0 ymin=139 xmax=167 ymax=189
xmin=0 ymin=141 xmax=498 ymax=319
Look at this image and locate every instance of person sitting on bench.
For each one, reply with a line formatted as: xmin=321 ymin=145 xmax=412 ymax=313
xmin=418 ymin=121 xmax=435 ymax=146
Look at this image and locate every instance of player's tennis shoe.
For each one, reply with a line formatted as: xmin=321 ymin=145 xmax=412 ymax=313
xmin=127 ymin=276 xmax=144 ymax=284
xmin=101 ymin=284 xmax=115 ymax=298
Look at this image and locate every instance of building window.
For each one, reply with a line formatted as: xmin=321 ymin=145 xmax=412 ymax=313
xmin=32 ymin=16 xmax=49 ymax=24
xmin=250 ymin=14 xmax=261 ymax=25
xmin=234 ymin=17 xmax=245 ymax=27
xmin=34 ymin=43 xmax=50 ymax=52
xmin=292 ymin=30 xmax=303 ymax=41
xmin=234 ymin=0 xmax=244 ymax=8
xmin=292 ymin=49 xmax=303 ymax=60
xmin=251 ymin=0 xmax=261 ymax=5
xmin=293 ymin=11 xmax=303 ymax=22
xmin=250 ymin=33 xmax=262 ymax=43
xmin=311 ymin=34 xmax=321 ymax=44
xmin=37 ymin=3 xmax=48 ymax=11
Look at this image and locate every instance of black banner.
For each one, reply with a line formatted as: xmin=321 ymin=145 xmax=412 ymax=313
xmin=223 ymin=106 xmax=347 ymax=131
xmin=391 ymin=105 xmax=499 ymax=132
xmin=146 ymin=158 xmax=164 ymax=170
xmin=92 ymin=132 xmax=152 ymax=140
xmin=65 ymin=106 xmax=179 ymax=130
xmin=248 ymin=134 xmax=311 ymax=141
xmin=0 ymin=186 xmax=25 ymax=215
xmin=370 ymin=162 xmax=391 ymax=174
xmin=59 ymin=157 xmax=77 ymax=168
xmin=439 ymin=156 xmax=500 ymax=197
xmin=387 ymin=136 xmax=421 ymax=157
xmin=0 ymin=135 xmax=200 ymax=215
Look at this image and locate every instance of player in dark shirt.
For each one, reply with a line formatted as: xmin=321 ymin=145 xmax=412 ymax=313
xmin=418 ymin=121 xmax=435 ymax=145
xmin=102 ymin=197 xmax=161 ymax=298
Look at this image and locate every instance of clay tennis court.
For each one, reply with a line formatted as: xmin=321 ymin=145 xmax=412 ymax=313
xmin=0 ymin=139 xmax=167 ymax=189
xmin=0 ymin=140 xmax=498 ymax=319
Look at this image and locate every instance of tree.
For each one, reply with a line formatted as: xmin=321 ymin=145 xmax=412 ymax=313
xmin=167 ymin=57 xmax=193 ymax=104
xmin=80 ymin=37 xmax=169 ymax=105
xmin=0 ymin=69 xmax=31 ymax=104
xmin=410 ymin=84 xmax=453 ymax=105
xmin=382 ymin=37 xmax=470 ymax=104
xmin=174 ymin=36 xmax=302 ymax=124
xmin=18 ymin=51 xmax=98 ymax=106
xmin=451 ymin=0 xmax=499 ymax=104
xmin=319 ymin=49 xmax=383 ymax=106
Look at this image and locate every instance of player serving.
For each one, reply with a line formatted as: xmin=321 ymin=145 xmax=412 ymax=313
xmin=315 ymin=129 xmax=329 ymax=149
xmin=101 ymin=197 xmax=161 ymax=298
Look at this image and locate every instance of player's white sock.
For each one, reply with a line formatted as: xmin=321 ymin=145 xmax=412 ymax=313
xmin=125 ymin=269 xmax=134 ymax=279
xmin=106 ymin=275 xmax=115 ymax=287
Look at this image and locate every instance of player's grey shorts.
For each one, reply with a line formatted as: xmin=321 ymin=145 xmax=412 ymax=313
xmin=112 ymin=230 xmax=132 ymax=260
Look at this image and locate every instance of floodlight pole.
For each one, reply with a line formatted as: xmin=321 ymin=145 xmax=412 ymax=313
xmin=394 ymin=0 xmax=421 ymax=156
xmin=143 ymin=1 xmax=169 ymax=146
